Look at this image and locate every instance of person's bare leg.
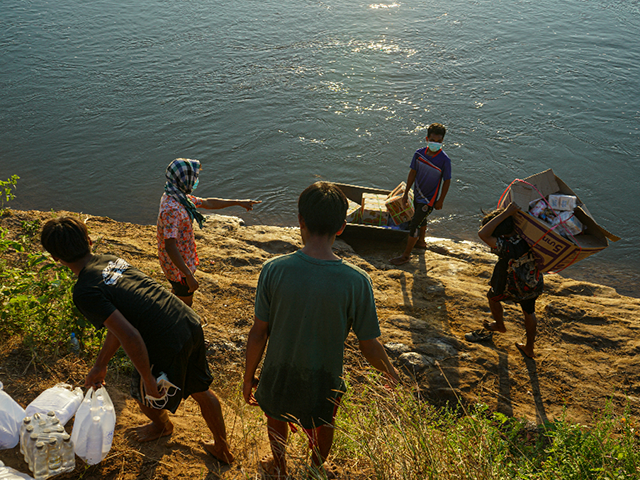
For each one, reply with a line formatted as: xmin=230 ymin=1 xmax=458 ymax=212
xmin=310 ymin=424 xmax=334 ymax=467
xmin=516 ymin=310 xmax=537 ymax=358
xmin=172 ymin=290 xmax=193 ymax=307
xmin=131 ymin=400 xmax=174 ymax=442
xmin=192 ymin=389 xmax=234 ymax=464
xmin=415 ymin=226 xmax=428 ymax=248
xmin=484 ymin=298 xmax=507 ymax=332
xmin=390 ymin=235 xmax=419 ymax=265
xmin=261 ymin=417 xmax=288 ymax=477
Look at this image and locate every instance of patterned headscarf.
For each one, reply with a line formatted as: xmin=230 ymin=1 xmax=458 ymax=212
xmin=164 ymin=158 xmax=206 ymax=228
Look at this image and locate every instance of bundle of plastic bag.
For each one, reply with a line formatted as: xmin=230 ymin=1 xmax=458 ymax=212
xmin=24 ymin=384 xmax=83 ymax=426
xmin=0 ymin=382 xmax=25 ymax=450
xmin=0 ymin=460 xmax=34 ymax=480
xmin=70 ymin=386 xmax=116 ymax=465
xmin=0 ymin=382 xmax=26 ymax=450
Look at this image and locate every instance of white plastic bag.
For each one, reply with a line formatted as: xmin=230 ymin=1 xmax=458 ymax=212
xmin=0 ymin=382 xmax=26 ymax=450
xmin=24 ymin=383 xmax=83 ymax=426
xmin=0 ymin=461 xmax=34 ymax=480
xmin=71 ymin=386 xmax=116 ymax=465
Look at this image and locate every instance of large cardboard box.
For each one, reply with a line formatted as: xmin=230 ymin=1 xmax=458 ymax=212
xmin=385 ymin=182 xmax=414 ymax=225
xmin=498 ymin=169 xmax=620 ymax=273
xmin=361 ymin=193 xmax=389 ymax=226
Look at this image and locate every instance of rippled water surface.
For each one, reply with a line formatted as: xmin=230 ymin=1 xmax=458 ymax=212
xmin=1 ymin=0 xmax=639 ymax=294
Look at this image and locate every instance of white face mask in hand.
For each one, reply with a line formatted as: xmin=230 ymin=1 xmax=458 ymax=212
xmin=143 ymin=372 xmax=181 ymax=410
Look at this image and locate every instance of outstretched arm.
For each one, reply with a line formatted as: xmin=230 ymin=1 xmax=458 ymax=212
xmin=359 ymin=338 xmax=400 ymax=385
xmin=243 ymin=316 xmax=269 ymax=405
xmin=200 ymin=198 xmax=261 ymax=211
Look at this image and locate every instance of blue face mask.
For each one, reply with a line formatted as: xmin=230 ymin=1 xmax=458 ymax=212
xmin=191 ymin=177 xmax=199 ymax=192
xmin=427 ymin=141 xmax=442 ymax=152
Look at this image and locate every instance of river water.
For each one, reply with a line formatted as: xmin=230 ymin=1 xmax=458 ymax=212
xmin=1 ymin=0 xmax=639 ymax=295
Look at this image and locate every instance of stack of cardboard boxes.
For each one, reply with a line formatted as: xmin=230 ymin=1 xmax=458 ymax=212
xmin=347 ymin=182 xmax=415 ymax=227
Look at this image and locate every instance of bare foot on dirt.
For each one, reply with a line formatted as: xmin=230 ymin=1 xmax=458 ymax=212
xmin=516 ymin=342 xmax=535 ymax=359
xmin=202 ymin=440 xmax=234 ymax=464
xmin=129 ymin=420 xmax=173 ymax=442
xmin=483 ymin=320 xmax=507 ymax=333
xmin=414 ymin=241 xmax=428 ymax=249
xmin=309 ymin=461 xmax=340 ymax=479
xmin=390 ymin=255 xmax=411 ymax=266
xmin=260 ymin=455 xmax=287 ymax=479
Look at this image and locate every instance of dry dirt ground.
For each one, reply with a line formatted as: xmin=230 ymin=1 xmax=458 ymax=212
xmin=1 ymin=209 xmax=640 ymax=479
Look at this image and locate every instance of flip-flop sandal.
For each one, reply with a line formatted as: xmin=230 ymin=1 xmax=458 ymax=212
xmin=465 ymin=329 xmax=493 ymax=342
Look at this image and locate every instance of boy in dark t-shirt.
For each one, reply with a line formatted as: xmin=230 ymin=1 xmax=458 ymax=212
xmin=470 ymin=202 xmax=544 ymax=358
xmin=40 ymin=217 xmax=233 ymax=464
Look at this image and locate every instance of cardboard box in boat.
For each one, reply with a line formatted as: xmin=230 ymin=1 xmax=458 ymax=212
xmin=361 ymin=193 xmax=389 ymax=226
xmin=498 ymin=169 xmax=620 ymax=273
xmin=346 ymin=199 xmax=362 ymax=224
xmin=385 ymin=182 xmax=414 ymax=225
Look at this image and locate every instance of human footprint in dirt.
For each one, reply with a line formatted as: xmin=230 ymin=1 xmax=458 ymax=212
xmin=468 ymin=202 xmax=544 ymax=358
xmin=41 ymin=217 xmax=234 ymax=464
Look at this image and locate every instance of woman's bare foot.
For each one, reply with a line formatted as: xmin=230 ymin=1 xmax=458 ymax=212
xmin=389 ymin=255 xmax=411 ymax=266
xmin=516 ymin=342 xmax=535 ymax=359
xmin=260 ymin=455 xmax=287 ymax=479
xmin=129 ymin=420 xmax=173 ymax=442
xmin=483 ymin=320 xmax=507 ymax=333
xmin=202 ymin=440 xmax=234 ymax=464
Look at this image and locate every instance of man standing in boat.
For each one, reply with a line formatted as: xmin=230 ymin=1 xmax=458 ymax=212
xmin=390 ymin=123 xmax=452 ymax=266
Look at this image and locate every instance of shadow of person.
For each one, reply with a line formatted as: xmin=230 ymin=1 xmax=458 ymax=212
xmin=519 ymin=354 xmax=549 ymax=425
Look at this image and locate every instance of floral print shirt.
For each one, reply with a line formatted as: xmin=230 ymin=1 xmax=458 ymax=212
xmin=157 ymin=193 xmax=203 ymax=282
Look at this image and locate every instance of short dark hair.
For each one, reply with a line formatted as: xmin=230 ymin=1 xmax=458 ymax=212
xmin=298 ymin=182 xmax=348 ymax=236
xmin=427 ymin=123 xmax=447 ymax=139
xmin=481 ymin=208 xmax=515 ymax=237
xmin=41 ymin=217 xmax=91 ymax=262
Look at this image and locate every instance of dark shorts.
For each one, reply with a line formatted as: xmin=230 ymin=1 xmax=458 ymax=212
xmin=169 ymin=277 xmax=192 ymax=297
xmin=265 ymin=393 xmax=343 ymax=449
xmin=488 ymin=288 xmax=537 ymax=315
xmin=130 ymin=323 xmax=213 ymax=413
xmin=408 ymin=202 xmax=434 ymax=237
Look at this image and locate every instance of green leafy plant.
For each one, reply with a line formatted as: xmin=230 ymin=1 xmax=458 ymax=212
xmin=0 ymin=174 xmax=19 ymax=214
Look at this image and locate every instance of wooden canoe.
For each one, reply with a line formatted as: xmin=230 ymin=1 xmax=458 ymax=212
xmin=334 ymin=182 xmax=409 ymax=243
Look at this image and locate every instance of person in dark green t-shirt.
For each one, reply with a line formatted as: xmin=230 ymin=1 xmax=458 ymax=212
xmin=40 ymin=217 xmax=233 ymax=464
xmin=243 ymin=182 xmax=400 ymax=478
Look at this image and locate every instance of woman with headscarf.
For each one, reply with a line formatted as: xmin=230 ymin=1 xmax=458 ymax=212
xmin=157 ymin=158 xmax=260 ymax=306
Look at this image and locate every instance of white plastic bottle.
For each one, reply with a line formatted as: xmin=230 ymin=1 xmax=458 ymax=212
xmin=19 ymin=419 xmax=32 ymax=455
xmin=32 ymin=442 xmax=48 ymax=479
xmin=84 ymin=416 xmax=103 ymax=465
xmin=60 ymin=435 xmax=75 ymax=470
xmin=47 ymin=437 xmax=62 ymax=471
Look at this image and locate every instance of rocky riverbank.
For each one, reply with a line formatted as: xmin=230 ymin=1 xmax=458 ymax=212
xmin=1 ymin=208 xmax=639 ymax=479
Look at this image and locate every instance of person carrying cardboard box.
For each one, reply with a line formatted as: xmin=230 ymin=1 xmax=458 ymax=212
xmin=467 ymin=202 xmax=544 ymax=358
xmin=390 ymin=123 xmax=452 ymax=265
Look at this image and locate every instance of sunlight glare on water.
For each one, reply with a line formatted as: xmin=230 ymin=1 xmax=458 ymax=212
xmin=0 ymin=0 xmax=638 ymax=294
